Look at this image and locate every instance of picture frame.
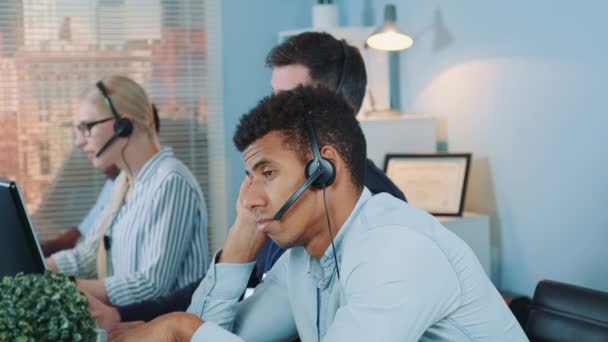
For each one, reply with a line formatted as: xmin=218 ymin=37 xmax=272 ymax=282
xmin=383 ymin=153 xmax=472 ymax=216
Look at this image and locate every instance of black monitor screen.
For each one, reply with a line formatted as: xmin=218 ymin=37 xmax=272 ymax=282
xmin=0 ymin=179 xmax=46 ymax=278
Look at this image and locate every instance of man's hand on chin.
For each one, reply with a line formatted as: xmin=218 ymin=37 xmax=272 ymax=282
xmin=112 ymin=312 xmax=204 ymax=342
xmin=220 ymin=177 xmax=268 ymax=264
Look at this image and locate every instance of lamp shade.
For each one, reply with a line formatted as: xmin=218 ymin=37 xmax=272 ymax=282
xmin=367 ymin=4 xmax=413 ymax=51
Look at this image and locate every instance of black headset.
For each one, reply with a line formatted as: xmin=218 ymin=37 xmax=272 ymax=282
xmin=273 ymin=113 xmax=336 ymax=221
xmin=335 ymin=39 xmax=350 ymax=95
xmin=272 ymin=40 xmax=348 ymax=221
xmin=95 ymin=81 xmax=134 ymax=157
xmin=270 ymin=40 xmax=348 ymax=279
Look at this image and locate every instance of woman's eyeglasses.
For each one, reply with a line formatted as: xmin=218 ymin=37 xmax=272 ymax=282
xmin=75 ymin=117 xmax=114 ymax=137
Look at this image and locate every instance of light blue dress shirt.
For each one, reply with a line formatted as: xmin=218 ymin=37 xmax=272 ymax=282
xmin=187 ymin=188 xmax=527 ymax=341
xmin=77 ymin=178 xmax=115 ymax=236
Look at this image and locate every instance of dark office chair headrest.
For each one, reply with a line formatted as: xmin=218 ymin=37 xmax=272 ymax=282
xmin=526 ymin=279 xmax=608 ymax=341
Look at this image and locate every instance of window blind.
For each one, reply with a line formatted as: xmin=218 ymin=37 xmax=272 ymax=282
xmin=0 ymin=0 xmax=226 ymax=255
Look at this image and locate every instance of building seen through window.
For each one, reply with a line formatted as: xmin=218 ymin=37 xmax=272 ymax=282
xmin=0 ymin=0 xmax=223 ymax=245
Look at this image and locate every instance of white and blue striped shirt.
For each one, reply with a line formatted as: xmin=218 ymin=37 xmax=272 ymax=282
xmin=53 ymin=147 xmax=209 ymax=306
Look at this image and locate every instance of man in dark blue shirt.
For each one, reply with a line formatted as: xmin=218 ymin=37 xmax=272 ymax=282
xmin=91 ymin=32 xmax=406 ymax=331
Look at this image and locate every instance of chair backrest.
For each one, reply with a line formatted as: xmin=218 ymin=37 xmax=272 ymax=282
xmin=526 ymin=280 xmax=608 ymax=342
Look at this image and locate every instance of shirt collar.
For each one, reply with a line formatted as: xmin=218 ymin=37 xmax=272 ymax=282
xmin=135 ymin=147 xmax=174 ymax=183
xmin=312 ymin=187 xmax=372 ymax=288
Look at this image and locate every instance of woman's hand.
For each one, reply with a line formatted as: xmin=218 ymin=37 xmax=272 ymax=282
xmin=45 ymin=257 xmax=59 ymax=272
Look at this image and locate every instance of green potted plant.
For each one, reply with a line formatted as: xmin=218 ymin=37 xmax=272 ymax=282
xmin=0 ymin=271 xmax=98 ymax=341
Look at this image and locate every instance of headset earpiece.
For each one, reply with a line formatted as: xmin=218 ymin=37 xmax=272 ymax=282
xmin=273 ymin=113 xmax=336 ymax=221
xmin=305 ymin=155 xmax=336 ymax=189
xmin=95 ymin=80 xmax=133 ymax=157
xmin=114 ymin=118 xmax=133 ymax=138
xmin=303 ymin=112 xmax=336 ymax=189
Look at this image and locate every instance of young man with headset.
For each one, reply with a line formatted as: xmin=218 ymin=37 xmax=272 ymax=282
xmin=88 ymin=32 xmax=407 ymax=330
xmin=115 ymin=86 xmax=526 ymax=341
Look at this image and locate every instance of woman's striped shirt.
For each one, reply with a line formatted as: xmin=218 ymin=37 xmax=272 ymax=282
xmin=53 ymin=147 xmax=209 ymax=306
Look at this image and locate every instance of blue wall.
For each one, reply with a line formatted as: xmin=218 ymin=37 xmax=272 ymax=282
xmin=339 ymin=0 xmax=608 ymax=295
xmin=221 ymin=0 xmax=315 ymax=224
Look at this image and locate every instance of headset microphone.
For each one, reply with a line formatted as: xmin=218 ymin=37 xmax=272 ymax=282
xmin=95 ymin=81 xmax=133 ymax=158
xmin=273 ymin=166 xmax=325 ymax=221
xmin=273 ymin=113 xmax=336 ymax=221
xmin=272 ymin=40 xmax=349 ymax=220
xmin=271 ymin=110 xmax=341 ymax=279
xmin=96 ymin=133 xmax=120 ymax=158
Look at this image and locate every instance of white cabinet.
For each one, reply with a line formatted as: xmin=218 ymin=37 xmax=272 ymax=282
xmin=439 ymin=212 xmax=492 ymax=279
xmin=359 ymin=114 xmax=437 ymax=167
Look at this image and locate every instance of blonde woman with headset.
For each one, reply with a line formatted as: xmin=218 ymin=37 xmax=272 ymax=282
xmin=46 ymin=76 xmax=209 ymax=306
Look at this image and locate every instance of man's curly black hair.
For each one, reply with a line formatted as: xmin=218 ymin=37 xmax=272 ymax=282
xmin=233 ymin=86 xmax=366 ymax=190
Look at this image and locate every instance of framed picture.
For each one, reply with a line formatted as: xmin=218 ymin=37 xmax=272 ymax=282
xmin=384 ymin=153 xmax=472 ymax=216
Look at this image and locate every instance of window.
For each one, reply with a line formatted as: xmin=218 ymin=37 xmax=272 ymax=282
xmin=39 ymin=145 xmax=51 ymax=176
xmin=0 ymin=0 xmax=226 ymax=254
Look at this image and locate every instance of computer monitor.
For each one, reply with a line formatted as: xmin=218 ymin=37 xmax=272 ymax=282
xmin=0 ymin=179 xmax=46 ymax=278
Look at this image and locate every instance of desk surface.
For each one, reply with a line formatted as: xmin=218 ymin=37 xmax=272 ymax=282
xmin=437 ymin=212 xmax=487 ymax=221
